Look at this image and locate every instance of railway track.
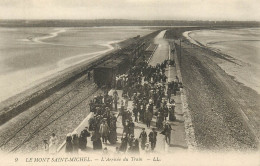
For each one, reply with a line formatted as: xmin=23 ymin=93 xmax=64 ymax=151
xmin=0 ymin=75 xmax=98 ymax=153
xmin=0 ymin=77 xmax=89 ymax=148
xmin=9 ymin=87 xmax=98 ymax=153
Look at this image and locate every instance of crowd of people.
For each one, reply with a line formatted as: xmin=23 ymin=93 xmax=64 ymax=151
xmin=46 ymin=57 xmax=181 ymax=154
xmin=113 ymin=59 xmax=179 ymax=153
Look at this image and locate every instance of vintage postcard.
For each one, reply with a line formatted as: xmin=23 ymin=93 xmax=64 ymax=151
xmin=0 ymin=0 xmax=259 ymax=165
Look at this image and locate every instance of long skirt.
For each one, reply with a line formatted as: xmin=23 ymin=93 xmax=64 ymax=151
xmin=141 ymin=139 xmax=146 ymax=150
xmin=108 ymin=130 xmax=117 ymax=144
xmin=79 ymin=137 xmax=87 ymax=150
xmin=119 ymin=142 xmax=127 ymax=152
xmin=65 ymin=143 xmax=73 ymax=153
xmin=49 ymin=144 xmax=57 ymax=154
xmin=93 ymin=139 xmax=102 ymax=150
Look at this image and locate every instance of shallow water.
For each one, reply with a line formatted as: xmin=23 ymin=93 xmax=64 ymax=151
xmin=184 ymin=28 xmax=260 ymax=94
xmin=0 ymin=27 xmax=153 ymax=102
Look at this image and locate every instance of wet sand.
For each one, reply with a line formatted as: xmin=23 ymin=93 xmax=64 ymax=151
xmin=183 ymin=28 xmax=260 ymax=94
xmin=0 ymin=27 xmax=153 ymax=102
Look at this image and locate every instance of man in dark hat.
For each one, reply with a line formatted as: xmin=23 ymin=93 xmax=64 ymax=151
xmin=128 ymin=119 xmax=135 ymax=136
xmin=163 ymin=122 xmax=172 ymax=145
xmin=132 ymin=104 xmax=138 ymax=122
xmin=149 ymin=128 xmax=157 ymax=151
xmin=113 ymin=90 xmax=119 ymax=110
xmin=139 ymin=128 xmax=147 ymax=150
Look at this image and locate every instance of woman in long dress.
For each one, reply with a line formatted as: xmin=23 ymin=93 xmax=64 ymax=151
xmin=108 ymin=117 xmax=117 ymax=144
xmin=65 ymin=133 xmax=73 ymax=153
xmin=91 ymin=131 xmax=102 ymax=150
xmin=119 ymin=133 xmax=128 ymax=153
xmin=168 ymin=102 xmax=176 ymax=121
xmin=139 ymin=128 xmax=147 ymax=150
xmin=78 ymin=131 xmax=87 ymax=151
xmin=99 ymin=120 xmax=110 ymax=144
xmin=49 ymin=133 xmax=58 ymax=154
xmin=72 ymin=132 xmax=79 ymax=154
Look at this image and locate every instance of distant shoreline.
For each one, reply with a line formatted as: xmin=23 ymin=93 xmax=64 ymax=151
xmin=0 ymin=19 xmax=259 ymax=28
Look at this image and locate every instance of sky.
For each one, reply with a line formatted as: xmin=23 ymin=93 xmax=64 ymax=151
xmin=0 ymin=0 xmax=259 ymax=21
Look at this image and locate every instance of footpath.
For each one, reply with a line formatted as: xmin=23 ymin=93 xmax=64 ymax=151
xmin=58 ymin=30 xmax=188 ymax=154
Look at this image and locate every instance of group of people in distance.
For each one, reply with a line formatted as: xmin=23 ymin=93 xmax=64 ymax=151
xmin=60 ymin=57 xmax=181 ymax=154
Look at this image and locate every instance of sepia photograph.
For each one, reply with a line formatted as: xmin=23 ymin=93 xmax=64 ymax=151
xmin=0 ymin=0 xmax=259 ymax=165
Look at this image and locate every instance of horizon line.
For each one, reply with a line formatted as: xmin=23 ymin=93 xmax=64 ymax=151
xmin=1 ymin=19 xmax=260 ymax=22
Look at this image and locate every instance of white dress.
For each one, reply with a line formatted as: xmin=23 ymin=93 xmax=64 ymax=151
xmin=49 ymin=136 xmax=58 ymax=154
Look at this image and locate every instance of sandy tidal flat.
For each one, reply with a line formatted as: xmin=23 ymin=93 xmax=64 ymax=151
xmin=0 ymin=27 xmax=153 ymax=102
xmin=183 ymin=28 xmax=260 ymax=94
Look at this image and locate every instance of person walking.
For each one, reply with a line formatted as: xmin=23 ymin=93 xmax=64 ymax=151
xmin=91 ymin=131 xmax=102 ymax=150
xmin=128 ymin=119 xmax=135 ymax=136
xmin=167 ymin=88 xmax=171 ymax=103
xmin=72 ymin=132 xmax=79 ymax=154
xmin=113 ymin=90 xmax=119 ymax=111
xmin=65 ymin=133 xmax=73 ymax=153
xmin=149 ymin=128 xmax=157 ymax=151
xmin=168 ymin=102 xmax=176 ymax=121
xmin=108 ymin=115 xmax=117 ymax=144
xmin=145 ymin=108 xmax=153 ymax=128
xmin=49 ymin=133 xmax=58 ymax=154
xmin=139 ymin=128 xmax=147 ymax=150
xmin=79 ymin=127 xmax=91 ymax=151
xmin=139 ymin=105 xmax=145 ymax=122
xmin=119 ymin=133 xmax=128 ymax=153
xmin=132 ymin=105 xmax=138 ymax=122
xmin=99 ymin=120 xmax=110 ymax=144
xmin=161 ymin=122 xmax=172 ymax=145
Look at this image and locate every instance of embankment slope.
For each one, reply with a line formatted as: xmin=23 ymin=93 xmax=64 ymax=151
xmin=166 ymin=28 xmax=259 ymax=150
xmin=177 ymin=41 xmax=259 ymax=150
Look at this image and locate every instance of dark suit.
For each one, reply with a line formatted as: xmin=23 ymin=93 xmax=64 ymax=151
xmin=149 ymin=131 xmax=157 ymax=150
xmin=139 ymin=131 xmax=147 ymax=150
